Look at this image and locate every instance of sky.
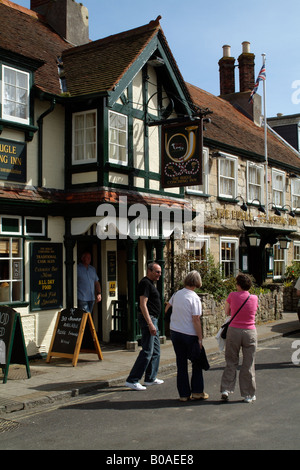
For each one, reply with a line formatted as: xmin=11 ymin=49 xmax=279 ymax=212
xmin=14 ymin=0 xmax=300 ymax=118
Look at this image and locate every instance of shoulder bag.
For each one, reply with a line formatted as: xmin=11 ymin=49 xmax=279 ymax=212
xmin=221 ymin=294 xmax=251 ymax=339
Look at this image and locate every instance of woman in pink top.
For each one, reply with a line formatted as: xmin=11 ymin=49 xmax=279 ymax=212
xmin=220 ymin=274 xmax=258 ymax=403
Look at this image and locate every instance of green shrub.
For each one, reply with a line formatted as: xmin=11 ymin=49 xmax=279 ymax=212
xmin=283 ymin=262 xmax=300 ymax=286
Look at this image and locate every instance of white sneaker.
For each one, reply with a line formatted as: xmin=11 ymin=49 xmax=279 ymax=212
xmin=221 ymin=391 xmax=229 ymax=401
xmin=144 ymin=378 xmax=164 ymax=386
xmin=125 ymin=381 xmax=146 ymax=391
xmin=243 ymin=395 xmax=256 ymax=403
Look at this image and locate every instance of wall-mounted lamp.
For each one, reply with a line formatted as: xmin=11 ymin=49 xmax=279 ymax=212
xmin=237 ymin=195 xmax=248 ymax=211
xmin=268 ymin=203 xmax=281 ymax=216
xmin=282 ymin=205 xmax=296 ymax=217
xmin=277 ymin=235 xmax=291 ymax=250
xmin=248 ymin=230 xmax=261 ymax=247
xmin=250 ymin=199 xmax=266 ymax=213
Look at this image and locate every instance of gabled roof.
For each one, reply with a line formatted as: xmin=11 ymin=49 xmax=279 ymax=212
xmin=187 ymin=83 xmax=300 ymax=171
xmin=0 ymin=0 xmax=73 ymax=95
xmin=61 ymin=17 xmax=162 ymax=97
xmin=61 ymin=15 xmax=191 ymax=109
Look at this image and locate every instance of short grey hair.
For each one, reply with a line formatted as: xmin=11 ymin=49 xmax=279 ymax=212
xmin=184 ymin=270 xmax=202 ymax=288
xmin=147 ymin=262 xmax=161 ymax=272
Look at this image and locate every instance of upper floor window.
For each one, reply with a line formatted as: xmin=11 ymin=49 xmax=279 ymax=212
xmin=218 ymin=154 xmax=237 ymax=199
xmin=272 ymin=169 xmax=285 ymax=208
xmin=72 ymin=110 xmax=97 ymax=164
xmin=291 ymin=178 xmax=300 ymax=211
xmin=2 ymin=65 xmax=30 ymax=125
xmin=109 ymin=111 xmax=128 ymax=165
xmin=247 ymin=162 xmax=264 ymax=204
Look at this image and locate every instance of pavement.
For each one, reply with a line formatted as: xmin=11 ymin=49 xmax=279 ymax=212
xmin=0 ymin=312 xmax=299 ymax=415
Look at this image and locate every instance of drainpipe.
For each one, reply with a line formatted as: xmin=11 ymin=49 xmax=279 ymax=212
xmin=37 ymin=98 xmax=56 ymax=187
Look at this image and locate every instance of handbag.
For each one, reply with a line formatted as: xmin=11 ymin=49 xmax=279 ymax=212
xmin=221 ymin=295 xmax=250 ymax=339
xmin=190 ymin=342 xmax=210 ymax=370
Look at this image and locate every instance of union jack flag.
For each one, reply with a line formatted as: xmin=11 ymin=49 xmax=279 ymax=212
xmin=249 ymin=63 xmax=266 ymax=102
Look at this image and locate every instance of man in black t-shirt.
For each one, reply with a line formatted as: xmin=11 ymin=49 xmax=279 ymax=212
xmin=125 ymin=262 xmax=164 ymax=391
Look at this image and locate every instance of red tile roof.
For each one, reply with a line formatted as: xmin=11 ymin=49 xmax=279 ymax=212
xmin=61 ymin=17 xmax=162 ymax=96
xmin=0 ymin=186 xmax=190 ymax=211
xmin=0 ymin=0 xmax=73 ymax=95
xmin=187 ymin=83 xmax=300 ymax=170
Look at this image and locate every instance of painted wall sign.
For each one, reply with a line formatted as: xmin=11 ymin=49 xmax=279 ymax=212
xmin=0 ymin=138 xmax=26 ymax=182
xmin=162 ymin=121 xmax=203 ymax=188
xmin=30 ymin=243 xmax=63 ymax=311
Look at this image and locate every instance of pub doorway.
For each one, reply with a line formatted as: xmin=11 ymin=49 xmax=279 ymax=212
xmin=77 ymin=239 xmax=102 ymax=340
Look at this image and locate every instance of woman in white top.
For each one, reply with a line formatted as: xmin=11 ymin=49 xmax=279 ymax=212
xmin=165 ymin=271 xmax=209 ymax=402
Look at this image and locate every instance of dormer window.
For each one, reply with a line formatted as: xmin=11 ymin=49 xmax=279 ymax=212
xmin=1 ymin=65 xmax=30 ymax=125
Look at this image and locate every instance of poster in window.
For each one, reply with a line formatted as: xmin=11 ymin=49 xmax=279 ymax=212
xmin=30 ymin=243 xmax=63 ymax=311
xmin=161 ymin=121 xmax=203 ymax=188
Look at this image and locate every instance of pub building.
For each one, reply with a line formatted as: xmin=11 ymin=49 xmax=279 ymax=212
xmin=0 ymin=1 xmax=299 ymax=356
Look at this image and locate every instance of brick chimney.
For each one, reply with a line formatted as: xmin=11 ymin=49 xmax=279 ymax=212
xmin=218 ymin=45 xmax=235 ymax=95
xmin=238 ymin=41 xmax=255 ymax=92
xmin=220 ymin=42 xmax=261 ymax=126
xmin=31 ymin=0 xmax=89 ymax=46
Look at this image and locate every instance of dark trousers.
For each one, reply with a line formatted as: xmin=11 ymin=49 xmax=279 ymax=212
xmin=126 ymin=315 xmax=160 ymax=384
xmin=171 ymin=330 xmax=204 ymax=398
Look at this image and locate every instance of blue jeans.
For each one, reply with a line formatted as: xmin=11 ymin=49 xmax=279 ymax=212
xmin=126 ymin=315 xmax=160 ymax=384
xmin=78 ymin=300 xmax=94 ymax=313
xmin=171 ymin=330 xmax=204 ymax=398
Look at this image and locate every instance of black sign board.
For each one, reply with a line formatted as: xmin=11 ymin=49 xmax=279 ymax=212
xmin=30 ymin=243 xmax=63 ymax=311
xmin=46 ymin=308 xmax=103 ymax=366
xmin=0 ymin=306 xmax=31 ymax=384
xmin=0 ymin=138 xmax=26 ymax=182
xmin=107 ymin=251 xmax=117 ymax=281
xmin=161 ymin=121 xmax=203 ymax=188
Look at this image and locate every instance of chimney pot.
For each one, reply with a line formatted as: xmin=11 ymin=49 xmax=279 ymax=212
xmin=242 ymin=41 xmax=251 ymax=54
xmin=222 ymin=45 xmax=231 ymax=58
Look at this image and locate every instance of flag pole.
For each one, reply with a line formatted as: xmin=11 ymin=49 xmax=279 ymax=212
xmin=262 ymin=53 xmax=268 ymax=219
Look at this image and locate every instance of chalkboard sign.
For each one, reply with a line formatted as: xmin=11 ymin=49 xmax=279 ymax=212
xmin=0 ymin=306 xmax=31 ymax=384
xmin=30 ymin=242 xmax=63 ymax=311
xmin=46 ymin=308 xmax=103 ymax=366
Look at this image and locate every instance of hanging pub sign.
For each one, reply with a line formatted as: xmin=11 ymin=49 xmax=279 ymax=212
xmin=161 ymin=121 xmax=203 ymax=188
xmin=0 ymin=138 xmax=26 ymax=183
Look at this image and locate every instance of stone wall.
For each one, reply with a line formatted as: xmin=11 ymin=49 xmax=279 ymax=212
xmin=199 ymin=285 xmax=284 ymax=338
xmin=283 ymin=285 xmax=298 ymax=312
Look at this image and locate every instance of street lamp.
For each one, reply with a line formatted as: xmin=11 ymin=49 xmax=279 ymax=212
xmin=248 ymin=230 xmax=261 ymax=247
xmin=277 ymin=235 xmax=291 ymax=250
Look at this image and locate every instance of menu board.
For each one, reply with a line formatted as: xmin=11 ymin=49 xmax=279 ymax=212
xmin=46 ymin=308 xmax=103 ymax=366
xmin=30 ymin=243 xmax=63 ymax=311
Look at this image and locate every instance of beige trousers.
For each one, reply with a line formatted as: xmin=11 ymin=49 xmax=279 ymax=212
xmin=221 ymin=327 xmax=257 ymax=397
